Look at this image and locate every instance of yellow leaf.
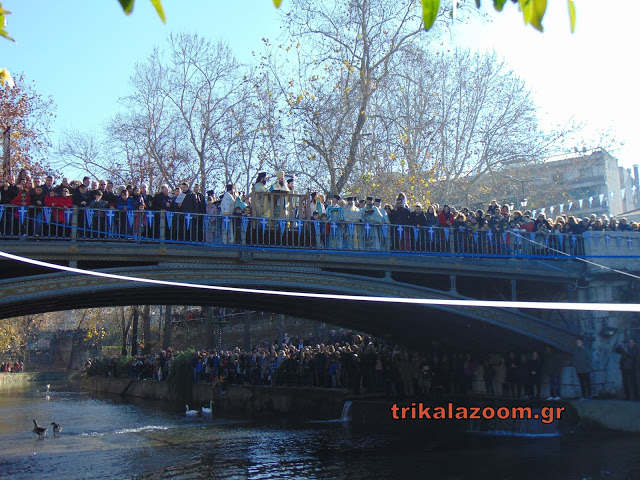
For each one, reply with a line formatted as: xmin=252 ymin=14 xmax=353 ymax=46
xmin=149 ymin=0 xmax=166 ymax=23
xmin=273 ymin=0 xmax=283 ymax=8
xmin=568 ymin=0 xmax=576 ymax=33
xmin=0 ymin=68 xmax=14 ymax=88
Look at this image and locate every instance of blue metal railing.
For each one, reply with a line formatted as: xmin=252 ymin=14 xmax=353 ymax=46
xmin=0 ymin=205 xmax=637 ymax=258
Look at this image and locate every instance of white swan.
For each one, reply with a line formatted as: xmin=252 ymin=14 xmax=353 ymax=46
xmin=201 ymin=401 xmax=213 ymax=415
xmin=185 ymin=405 xmax=198 ymax=415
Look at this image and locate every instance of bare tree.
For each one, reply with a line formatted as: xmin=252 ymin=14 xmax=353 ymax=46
xmin=271 ymin=0 xmax=430 ymax=195
xmin=428 ymin=50 xmax=560 ymax=204
xmin=160 ymin=34 xmax=249 ymax=192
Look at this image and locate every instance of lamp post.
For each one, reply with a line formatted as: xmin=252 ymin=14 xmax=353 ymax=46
xmin=499 ymin=174 xmax=539 ymax=211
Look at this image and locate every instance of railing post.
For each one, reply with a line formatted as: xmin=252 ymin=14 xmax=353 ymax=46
xmin=385 ymin=225 xmax=391 ymax=252
xmin=71 ymin=208 xmax=78 ymax=242
xmin=449 ymin=228 xmax=455 ymax=253
xmin=241 ymin=220 xmax=247 ymax=245
xmin=159 ymin=210 xmax=166 ymax=245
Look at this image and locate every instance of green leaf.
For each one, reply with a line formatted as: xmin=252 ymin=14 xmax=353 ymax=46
xmin=568 ymin=0 xmax=576 ymax=33
xmin=0 ymin=3 xmax=15 ymax=42
xmin=475 ymin=0 xmax=481 ymax=7
xmin=273 ymin=0 xmax=283 ymax=8
xmin=519 ymin=0 xmax=547 ymax=32
xmin=0 ymin=27 xmax=14 ymax=42
xmin=118 ymin=0 xmax=135 ymax=15
xmin=149 ymin=0 xmax=166 ymax=23
xmin=493 ymin=0 xmax=507 ymax=12
xmin=421 ymin=0 xmax=440 ymax=31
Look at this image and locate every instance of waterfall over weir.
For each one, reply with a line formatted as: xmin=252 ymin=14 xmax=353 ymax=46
xmin=341 ymin=401 xmax=352 ymax=421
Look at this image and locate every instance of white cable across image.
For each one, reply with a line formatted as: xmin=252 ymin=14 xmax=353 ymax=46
xmin=0 ymin=249 xmax=638 ymax=313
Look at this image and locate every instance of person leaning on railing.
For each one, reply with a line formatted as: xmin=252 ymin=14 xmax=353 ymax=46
xmin=11 ymin=189 xmax=30 ymax=236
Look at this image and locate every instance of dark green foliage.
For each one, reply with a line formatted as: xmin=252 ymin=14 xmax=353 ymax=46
xmin=85 ymin=356 xmax=130 ymax=377
xmin=166 ymin=349 xmax=196 ymax=402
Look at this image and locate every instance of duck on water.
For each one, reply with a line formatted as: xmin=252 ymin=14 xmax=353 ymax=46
xmin=32 ymin=420 xmax=47 ymax=439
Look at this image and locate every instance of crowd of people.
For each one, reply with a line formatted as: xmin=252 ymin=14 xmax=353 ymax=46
xmin=0 ymin=361 xmax=23 ymax=373
xmin=81 ymin=330 xmax=640 ymax=402
xmin=83 ymin=328 xmax=634 ymax=401
xmin=1 ymin=170 xmax=638 ymax=254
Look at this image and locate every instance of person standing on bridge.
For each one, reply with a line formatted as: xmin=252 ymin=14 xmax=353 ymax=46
xmin=326 ymin=195 xmax=344 ymax=249
xmin=220 ymin=183 xmax=236 ymax=244
xmin=573 ymin=338 xmax=592 ymax=400
xmin=252 ymin=172 xmax=270 ymax=218
xmin=342 ymin=196 xmax=363 ymax=250
xmin=362 ymin=197 xmax=384 ymax=251
xmin=618 ymin=339 xmax=638 ymax=401
xmin=176 ymin=182 xmax=200 ymax=242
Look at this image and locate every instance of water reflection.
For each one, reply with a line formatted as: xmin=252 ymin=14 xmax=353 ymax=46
xmin=0 ymin=382 xmax=639 ymax=479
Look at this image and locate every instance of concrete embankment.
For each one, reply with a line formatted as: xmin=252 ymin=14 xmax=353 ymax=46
xmin=81 ymin=376 xmax=349 ymax=419
xmin=569 ymin=399 xmax=640 ymax=433
xmin=0 ymin=371 xmax=76 ymax=387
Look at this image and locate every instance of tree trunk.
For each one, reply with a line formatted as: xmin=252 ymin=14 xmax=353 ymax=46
xmin=67 ymin=330 xmax=84 ymax=371
xmin=204 ymin=306 xmax=214 ymax=349
xmin=277 ymin=314 xmax=285 ymax=348
xmin=142 ymin=305 xmax=151 ymax=354
xmin=162 ymin=305 xmax=172 ymax=349
xmin=157 ymin=305 xmax=163 ymax=343
xmin=243 ymin=311 xmax=251 ymax=351
xmin=131 ymin=307 xmax=139 ymax=356
xmin=121 ymin=307 xmax=130 ymax=356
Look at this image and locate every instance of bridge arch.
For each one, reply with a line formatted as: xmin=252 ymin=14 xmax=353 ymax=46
xmin=0 ymin=247 xmax=579 ymax=351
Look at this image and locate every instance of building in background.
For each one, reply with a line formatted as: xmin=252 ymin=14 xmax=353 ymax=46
xmin=470 ymin=148 xmax=639 ymax=219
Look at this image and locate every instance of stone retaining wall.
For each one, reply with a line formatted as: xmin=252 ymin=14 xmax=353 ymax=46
xmin=81 ymin=376 xmax=348 ymax=419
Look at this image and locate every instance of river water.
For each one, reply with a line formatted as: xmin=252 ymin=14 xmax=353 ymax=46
xmin=1 ymin=381 xmax=639 ymax=480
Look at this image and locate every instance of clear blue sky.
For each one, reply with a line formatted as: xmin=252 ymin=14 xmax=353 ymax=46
xmin=3 ymin=1 xmax=283 ymax=141
xmin=3 ymin=0 xmax=638 ymax=174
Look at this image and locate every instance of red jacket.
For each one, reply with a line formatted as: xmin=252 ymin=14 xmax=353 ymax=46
xmin=45 ymin=194 xmax=73 ymax=224
xmin=11 ymin=194 xmax=30 ymax=219
xmin=438 ymin=212 xmax=454 ymax=228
